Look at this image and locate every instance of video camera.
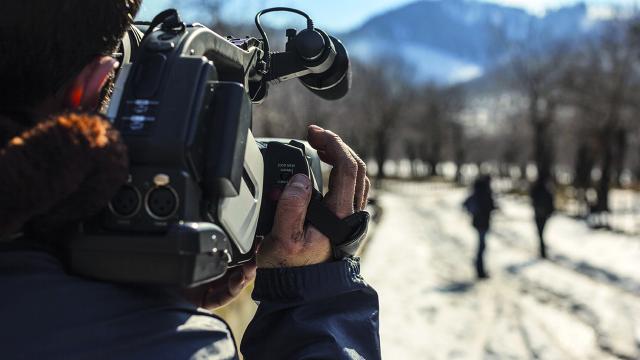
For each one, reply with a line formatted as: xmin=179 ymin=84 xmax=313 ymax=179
xmin=68 ymin=8 xmax=369 ymax=287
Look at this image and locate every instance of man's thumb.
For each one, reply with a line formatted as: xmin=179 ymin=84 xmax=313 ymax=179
xmin=272 ymin=173 xmax=312 ymax=242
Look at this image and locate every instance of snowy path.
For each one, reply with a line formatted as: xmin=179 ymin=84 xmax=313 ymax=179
xmin=361 ymin=181 xmax=640 ymax=360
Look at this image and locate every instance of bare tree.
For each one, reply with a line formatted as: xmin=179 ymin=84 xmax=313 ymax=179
xmin=506 ymin=41 xmax=569 ymax=183
xmin=562 ymin=19 xmax=640 ymax=212
xmin=451 ymin=121 xmax=466 ymax=183
xmin=351 ymin=60 xmax=413 ymax=181
xmin=499 ymin=112 xmax=531 ymax=180
xmin=411 ymin=85 xmax=465 ymax=177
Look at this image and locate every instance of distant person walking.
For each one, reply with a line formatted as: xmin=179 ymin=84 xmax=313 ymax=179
xmin=463 ymin=175 xmax=496 ymax=279
xmin=530 ymin=179 xmax=555 ymax=259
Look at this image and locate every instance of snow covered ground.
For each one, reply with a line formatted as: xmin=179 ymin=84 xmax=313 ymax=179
xmin=570 ymin=189 xmax=640 ymax=236
xmin=361 ymin=181 xmax=640 ymax=360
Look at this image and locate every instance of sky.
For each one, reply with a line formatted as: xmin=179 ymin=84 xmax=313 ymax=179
xmin=138 ymin=0 xmax=638 ymax=32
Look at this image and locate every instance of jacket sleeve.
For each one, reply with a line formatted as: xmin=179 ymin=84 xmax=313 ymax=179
xmin=240 ymin=257 xmax=380 ymax=360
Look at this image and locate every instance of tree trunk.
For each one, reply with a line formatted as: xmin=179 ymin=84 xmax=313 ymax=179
xmin=613 ymin=127 xmax=627 ymax=187
xmin=533 ymin=121 xmax=552 ymax=183
xmin=452 ymin=124 xmax=465 ymax=184
xmin=574 ymin=143 xmax=593 ymax=189
xmin=427 ymin=158 xmax=439 ymax=177
xmin=455 ymin=155 xmax=464 ymax=184
xmin=374 ymin=129 xmax=389 ymax=181
xmin=596 ymin=129 xmax=613 ymax=212
xmin=405 ymin=144 xmax=418 ymax=179
xmin=534 ymin=100 xmax=555 ymax=184
xmin=424 ymin=137 xmax=441 ymax=178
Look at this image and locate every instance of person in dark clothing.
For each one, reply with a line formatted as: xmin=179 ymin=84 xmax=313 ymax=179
xmin=530 ymin=179 xmax=555 ymax=259
xmin=463 ymin=175 xmax=496 ymax=279
xmin=0 ymin=2 xmax=380 ymax=359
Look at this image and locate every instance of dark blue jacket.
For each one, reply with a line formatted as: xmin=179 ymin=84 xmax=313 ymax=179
xmin=0 ymin=250 xmax=380 ymax=359
xmin=243 ymin=258 xmax=380 ymax=359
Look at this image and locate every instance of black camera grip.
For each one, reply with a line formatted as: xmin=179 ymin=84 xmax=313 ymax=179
xmin=257 ymin=140 xmax=369 ymax=258
xmin=306 ymin=189 xmax=370 ymax=259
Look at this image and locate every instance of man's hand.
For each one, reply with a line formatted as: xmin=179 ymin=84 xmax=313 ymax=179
xmin=257 ymin=125 xmax=370 ymax=268
xmin=183 ymin=125 xmax=368 ymax=307
xmin=182 ymin=262 xmax=257 ymax=309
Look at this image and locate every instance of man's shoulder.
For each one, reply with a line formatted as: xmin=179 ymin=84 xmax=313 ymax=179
xmin=0 ymin=250 xmax=238 ymax=359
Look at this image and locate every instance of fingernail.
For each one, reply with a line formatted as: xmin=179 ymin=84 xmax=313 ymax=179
xmin=308 ymin=125 xmax=323 ymax=131
xmin=288 ymin=173 xmax=310 ymax=190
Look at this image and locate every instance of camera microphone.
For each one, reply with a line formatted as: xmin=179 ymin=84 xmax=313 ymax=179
xmin=256 ymin=8 xmax=351 ymax=101
xmin=296 ymin=29 xmax=351 ymax=100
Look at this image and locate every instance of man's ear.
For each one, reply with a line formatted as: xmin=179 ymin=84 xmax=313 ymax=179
xmin=65 ymin=56 xmax=119 ymax=111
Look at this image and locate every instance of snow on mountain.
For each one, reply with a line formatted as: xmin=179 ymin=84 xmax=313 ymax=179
xmin=349 ymin=37 xmax=483 ymax=83
xmin=342 ymin=0 xmax=594 ymax=84
xmin=399 ymin=44 xmax=484 ymax=83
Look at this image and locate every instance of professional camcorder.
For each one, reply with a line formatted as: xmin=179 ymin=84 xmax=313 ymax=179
xmin=68 ymin=8 xmax=369 ymax=287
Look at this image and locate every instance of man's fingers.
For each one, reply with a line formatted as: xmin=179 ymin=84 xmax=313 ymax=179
xmin=227 ymin=262 xmax=256 ymax=297
xmin=308 ymin=125 xmax=357 ymax=218
xmin=226 ymin=268 xmax=245 ymax=298
xmin=349 ymin=148 xmax=367 ymax=211
xmin=308 ymin=125 xmax=353 ymax=164
xmin=271 ymin=173 xmax=312 ymax=248
xmin=199 ymin=268 xmax=243 ymax=309
xmin=319 ymin=147 xmax=368 ymax=210
xmin=241 ymin=262 xmax=257 ymax=282
xmin=183 ymin=261 xmax=256 ymax=309
xmin=363 ymin=177 xmax=371 ymax=211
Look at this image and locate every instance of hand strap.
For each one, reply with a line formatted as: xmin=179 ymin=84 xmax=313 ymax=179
xmin=305 ymin=189 xmax=370 ymax=259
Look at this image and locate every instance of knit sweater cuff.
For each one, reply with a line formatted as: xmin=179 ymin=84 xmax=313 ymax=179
xmin=252 ymin=257 xmax=367 ymax=303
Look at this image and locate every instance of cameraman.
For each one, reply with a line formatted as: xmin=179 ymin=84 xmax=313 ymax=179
xmin=0 ymin=1 xmax=380 ymax=359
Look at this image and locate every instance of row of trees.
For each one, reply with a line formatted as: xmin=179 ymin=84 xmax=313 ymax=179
xmin=253 ymin=61 xmax=467 ymax=182
xmin=496 ymin=17 xmax=640 ymax=212
xmin=186 ymin=0 xmax=640 ymax=213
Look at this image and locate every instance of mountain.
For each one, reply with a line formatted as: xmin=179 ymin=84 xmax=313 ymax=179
xmin=342 ymin=0 xmax=595 ymax=84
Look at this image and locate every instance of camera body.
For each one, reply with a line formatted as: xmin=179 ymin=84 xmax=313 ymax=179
xmin=68 ymin=9 xmax=350 ymax=287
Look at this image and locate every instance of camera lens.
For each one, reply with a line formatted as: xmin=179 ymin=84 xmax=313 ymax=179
xmin=146 ymin=186 xmax=178 ymax=219
xmin=109 ymin=185 xmax=141 ymax=218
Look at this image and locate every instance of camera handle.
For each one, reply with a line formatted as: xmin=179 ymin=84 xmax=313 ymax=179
xmin=307 ymin=190 xmax=370 ymax=259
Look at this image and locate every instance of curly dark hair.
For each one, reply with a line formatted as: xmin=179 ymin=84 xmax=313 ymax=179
xmin=0 ymin=113 xmax=129 ymax=239
xmin=0 ymin=0 xmax=141 ymax=113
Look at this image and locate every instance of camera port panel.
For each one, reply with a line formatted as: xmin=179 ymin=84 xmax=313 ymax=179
xmin=109 ymin=185 xmax=142 ymax=218
xmin=146 ymin=186 xmax=179 ymax=220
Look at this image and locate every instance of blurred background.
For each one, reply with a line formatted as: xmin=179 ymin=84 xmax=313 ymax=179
xmin=140 ymin=1 xmax=640 ymax=358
